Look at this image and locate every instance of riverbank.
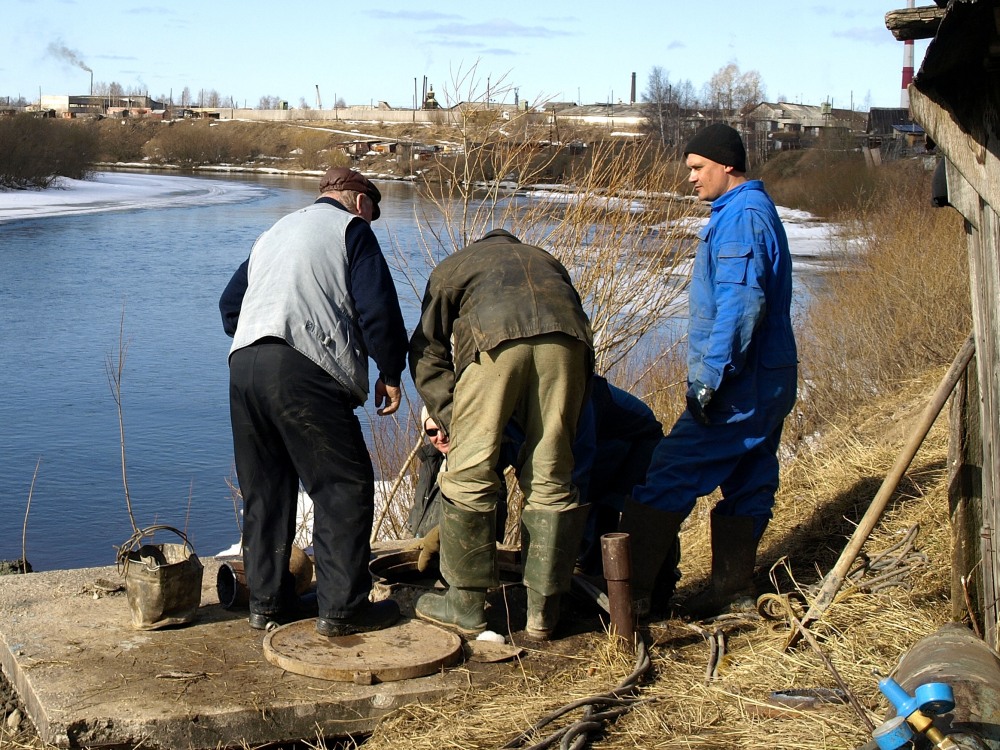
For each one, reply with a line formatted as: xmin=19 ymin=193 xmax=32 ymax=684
xmin=0 ymin=367 xmax=958 ymax=750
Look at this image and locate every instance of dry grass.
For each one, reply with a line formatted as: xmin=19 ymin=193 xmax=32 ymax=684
xmin=791 ymin=159 xmax=970 ymax=443
xmin=355 ymin=368 xmax=955 ymax=750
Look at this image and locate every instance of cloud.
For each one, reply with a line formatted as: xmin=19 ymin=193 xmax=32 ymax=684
xmin=430 ymin=19 xmax=572 ymax=40
xmin=373 ymin=9 xmax=463 ymax=21
xmin=122 ymin=5 xmax=173 ymax=15
xmin=479 ymin=48 xmax=517 ymax=57
xmin=832 ymin=26 xmax=894 ymax=46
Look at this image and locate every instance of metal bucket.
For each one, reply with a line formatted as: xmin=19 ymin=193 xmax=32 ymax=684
xmin=119 ymin=526 xmax=203 ymax=630
xmin=216 ymin=559 xmax=249 ymax=610
xmin=216 ymin=547 xmax=313 ymax=610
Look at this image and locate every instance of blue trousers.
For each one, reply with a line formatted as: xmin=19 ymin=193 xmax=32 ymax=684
xmin=632 ymin=369 xmax=795 ymax=538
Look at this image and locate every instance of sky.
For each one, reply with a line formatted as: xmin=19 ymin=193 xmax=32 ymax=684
xmin=3 ymin=0 xmax=929 ymax=112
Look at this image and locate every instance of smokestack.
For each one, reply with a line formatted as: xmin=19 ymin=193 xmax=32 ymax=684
xmin=630 ymin=72 xmax=636 ymax=105
xmin=901 ymin=0 xmax=915 ymax=108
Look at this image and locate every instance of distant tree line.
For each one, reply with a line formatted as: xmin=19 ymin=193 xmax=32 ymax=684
xmin=641 ymin=62 xmax=767 ymax=155
xmin=86 ymin=82 xmax=348 ymax=111
xmin=8 ymin=61 xmax=769 ymax=120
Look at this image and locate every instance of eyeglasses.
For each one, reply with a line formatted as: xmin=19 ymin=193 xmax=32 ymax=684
xmin=425 ymin=428 xmax=440 ymax=437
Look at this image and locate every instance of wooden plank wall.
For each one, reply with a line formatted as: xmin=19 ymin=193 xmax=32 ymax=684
xmin=970 ymin=200 xmax=1000 ymax=647
xmin=911 ymin=85 xmax=1000 ymax=646
xmin=950 ymin=361 xmax=987 ymax=639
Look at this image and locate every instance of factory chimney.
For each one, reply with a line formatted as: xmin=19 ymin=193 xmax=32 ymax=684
xmin=630 ymin=72 xmax=636 ymax=105
xmin=901 ymin=0 xmax=915 ymax=108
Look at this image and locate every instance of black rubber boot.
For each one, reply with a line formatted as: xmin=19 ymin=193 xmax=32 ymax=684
xmin=617 ymin=499 xmax=687 ymax=617
xmin=680 ymin=513 xmax=759 ymax=620
xmin=520 ymin=504 xmax=591 ymax=640
xmin=415 ymin=499 xmax=498 ymax=636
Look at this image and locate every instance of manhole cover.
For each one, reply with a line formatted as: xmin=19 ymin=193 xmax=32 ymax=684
xmin=263 ymin=618 xmax=462 ymax=683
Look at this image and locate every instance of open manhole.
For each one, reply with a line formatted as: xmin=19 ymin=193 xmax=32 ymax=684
xmin=369 ymin=548 xmax=522 ymax=588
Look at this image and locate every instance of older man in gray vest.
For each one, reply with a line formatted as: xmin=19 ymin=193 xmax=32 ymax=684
xmin=219 ymin=167 xmax=408 ymax=637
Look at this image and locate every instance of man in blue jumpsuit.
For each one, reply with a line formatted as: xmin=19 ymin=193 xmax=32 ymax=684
xmin=623 ymin=124 xmax=797 ymax=619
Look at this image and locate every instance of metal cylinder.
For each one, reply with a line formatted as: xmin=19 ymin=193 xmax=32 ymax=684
xmin=890 ymin=623 xmax=1000 ymax=749
xmin=216 ymin=559 xmax=248 ymax=610
xmin=601 ymin=532 xmax=636 ymax=648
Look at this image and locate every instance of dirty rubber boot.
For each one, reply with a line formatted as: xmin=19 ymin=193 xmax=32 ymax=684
xmin=681 ymin=513 xmax=759 ymax=620
xmin=617 ymin=499 xmax=687 ymax=618
xmin=647 ymin=539 xmax=682 ymax=620
xmin=521 ymin=504 xmax=591 ymax=640
xmin=416 ymin=587 xmax=488 ymax=636
xmin=415 ymin=499 xmax=498 ymax=636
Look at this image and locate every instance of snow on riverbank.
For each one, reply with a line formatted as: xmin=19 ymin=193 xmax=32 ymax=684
xmin=0 ymin=171 xmax=269 ymax=223
xmin=0 ymin=172 xmax=848 ymax=268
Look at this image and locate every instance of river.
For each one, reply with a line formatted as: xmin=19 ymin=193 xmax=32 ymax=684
xmin=0 ymin=170 xmax=840 ymax=571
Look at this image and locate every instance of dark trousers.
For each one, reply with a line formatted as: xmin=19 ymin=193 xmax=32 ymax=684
xmin=229 ymin=341 xmax=374 ymax=619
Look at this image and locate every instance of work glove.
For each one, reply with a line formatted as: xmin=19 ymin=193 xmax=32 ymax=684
xmin=685 ymin=381 xmax=715 ymax=426
xmin=404 ymin=525 xmax=440 ymax=572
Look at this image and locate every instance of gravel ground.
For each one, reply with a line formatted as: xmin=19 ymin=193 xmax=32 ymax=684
xmin=0 ymin=561 xmax=33 ymax=741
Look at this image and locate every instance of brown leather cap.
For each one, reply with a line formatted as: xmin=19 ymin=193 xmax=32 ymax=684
xmin=319 ymin=167 xmax=381 ymax=220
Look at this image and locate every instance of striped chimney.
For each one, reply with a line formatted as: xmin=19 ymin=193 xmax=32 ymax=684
xmin=901 ymin=0 xmax=915 ymax=108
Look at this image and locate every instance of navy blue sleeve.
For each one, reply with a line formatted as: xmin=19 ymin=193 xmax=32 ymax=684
xmin=219 ymin=257 xmax=249 ymax=337
xmin=598 ymin=383 xmax=664 ymax=441
xmin=345 ymin=218 xmax=408 ymax=386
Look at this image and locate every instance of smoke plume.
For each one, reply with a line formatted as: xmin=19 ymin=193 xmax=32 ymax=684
xmin=47 ymin=42 xmax=92 ymax=73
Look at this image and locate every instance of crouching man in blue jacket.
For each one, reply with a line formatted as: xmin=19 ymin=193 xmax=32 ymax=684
xmin=624 ymin=124 xmax=798 ymax=619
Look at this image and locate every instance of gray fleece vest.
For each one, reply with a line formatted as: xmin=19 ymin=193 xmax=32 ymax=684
xmin=230 ymin=203 xmax=369 ymax=404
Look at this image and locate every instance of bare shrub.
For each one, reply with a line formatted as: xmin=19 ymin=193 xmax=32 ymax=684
xmin=380 ymin=67 xmax=703 ymax=539
xmin=397 ymin=66 xmax=700 ymax=375
xmin=287 ymin=128 xmax=343 ymax=170
xmin=761 ymin=149 xmax=879 ymax=220
xmin=368 ymin=402 xmax=426 ymax=544
xmin=794 ymin=159 xmax=970 ymax=436
xmin=0 ymin=115 xmax=96 ymax=188
xmin=142 ymin=120 xmax=258 ymax=166
xmin=223 ymin=121 xmax=290 ymax=159
xmin=93 ymin=118 xmax=161 ymax=163
xmin=517 ymin=141 xmax=697 ymax=375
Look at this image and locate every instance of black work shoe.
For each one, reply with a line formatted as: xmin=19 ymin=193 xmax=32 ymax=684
xmin=248 ymin=612 xmax=281 ymax=631
xmin=248 ymin=592 xmax=319 ymax=631
xmin=316 ymin=600 xmax=401 ymax=637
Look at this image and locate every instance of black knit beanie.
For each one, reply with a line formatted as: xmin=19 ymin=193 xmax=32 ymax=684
xmin=684 ymin=123 xmax=747 ymax=172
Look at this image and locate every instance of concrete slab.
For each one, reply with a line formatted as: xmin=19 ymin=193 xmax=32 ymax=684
xmin=0 ymin=557 xmax=477 ymax=749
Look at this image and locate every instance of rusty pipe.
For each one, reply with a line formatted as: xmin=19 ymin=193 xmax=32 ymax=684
xmin=601 ymin=532 xmax=636 ymax=649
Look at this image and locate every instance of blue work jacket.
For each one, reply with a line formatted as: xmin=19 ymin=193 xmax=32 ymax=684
xmin=688 ymin=180 xmax=797 ymax=423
